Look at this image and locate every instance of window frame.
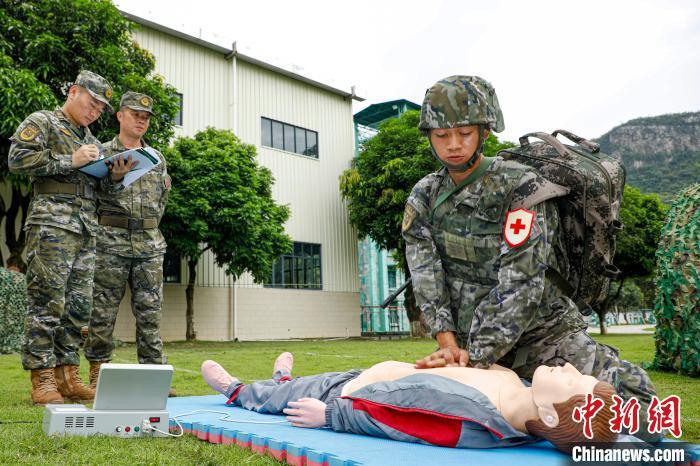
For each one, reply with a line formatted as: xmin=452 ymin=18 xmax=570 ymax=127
xmin=261 ymin=116 xmax=318 ymax=159
xmin=173 ymin=92 xmax=183 ymax=126
xmin=163 ymin=247 xmax=182 ymax=284
xmin=266 ymin=241 xmax=322 ymax=290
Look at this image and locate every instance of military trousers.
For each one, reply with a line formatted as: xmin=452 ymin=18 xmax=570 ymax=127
xmin=226 ymin=369 xmax=362 ymax=413
xmin=84 ymin=252 xmax=165 ymax=364
xmin=22 ymin=224 xmax=96 ymax=370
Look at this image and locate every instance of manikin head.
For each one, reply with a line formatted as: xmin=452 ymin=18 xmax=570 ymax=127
xmin=528 ymin=363 xmax=618 ymax=453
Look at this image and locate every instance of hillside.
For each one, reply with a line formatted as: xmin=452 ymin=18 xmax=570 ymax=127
xmin=596 ymin=112 xmax=700 ymax=202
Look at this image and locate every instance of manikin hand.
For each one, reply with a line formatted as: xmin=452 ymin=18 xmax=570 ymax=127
xmin=415 ymin=346 xmax=469 ymax=368
xmin=283 ymin=397 xmax=327 ymax=428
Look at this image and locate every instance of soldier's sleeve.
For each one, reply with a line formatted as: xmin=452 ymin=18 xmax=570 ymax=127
xmin=468 ymin=200 xmax=555 ymax=368
xmin=8 ymin=114 xmax=73 ymax=177
xmin=402 ymin=182 xmax=455 ymax=336
xmin=158 ymin=153 xmax=171 ymax=220
xmin=98 ymin=171 xmax=125 ymax=194
xmin=93 ymin=138 xmax=126 ymax=194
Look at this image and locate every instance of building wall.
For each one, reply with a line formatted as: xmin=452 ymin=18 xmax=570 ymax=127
xmin=234 ymin=60 xmax=359 ymax=294
xmin=113 ymin=285 xmax=360 ymax=341
xmin=110 ymin=24 xmax=360 ymax=341
xmin=131 ymin=26 xmax=232 ymax=136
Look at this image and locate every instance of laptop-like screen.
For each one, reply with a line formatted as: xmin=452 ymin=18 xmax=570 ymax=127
xmin=93 ymin=363 xmax=173 ymax=411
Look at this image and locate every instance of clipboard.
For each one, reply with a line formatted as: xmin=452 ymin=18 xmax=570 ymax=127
xmin=79 ymin=147 xmax=161 ymax=187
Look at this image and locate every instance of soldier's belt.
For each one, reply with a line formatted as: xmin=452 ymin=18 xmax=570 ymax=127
xmin=99 ymin=215 xmax=158 ymax=230
xmin=33 ymin=180 xmax=95 ymax=200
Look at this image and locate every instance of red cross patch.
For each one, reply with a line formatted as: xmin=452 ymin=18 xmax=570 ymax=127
xmin=503 ymin=208 xmax=535 ymax=248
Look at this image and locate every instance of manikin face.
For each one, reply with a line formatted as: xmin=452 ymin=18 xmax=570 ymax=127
xmin=429 ymin=125 xmax=489 ymax=170
xmin=65 ymin=86 xmax=106 ymax=127
xmin=531 ymin=363 xmax=600 ymax=427
xmin=116 ymin=108 xmax=151 ymax=140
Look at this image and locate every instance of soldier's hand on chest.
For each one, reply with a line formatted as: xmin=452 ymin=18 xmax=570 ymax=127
xmin=72 ymin=144 xmax=100 ymax=168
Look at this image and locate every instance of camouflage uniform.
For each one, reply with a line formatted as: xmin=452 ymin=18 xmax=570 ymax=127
xmin=8 ymin=71 xmax=115 ymax=370
xmin=85 ymin=92 xmax=171 ymax=365
xmin=404 ymin=75 xmax=661 ymax=442
xmin=0 ymin=267 xmax=26 ymax=354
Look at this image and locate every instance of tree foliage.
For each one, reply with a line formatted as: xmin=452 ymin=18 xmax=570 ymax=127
xmin=610 ymin=280 xmax=644 ymax=312
xmin=161 ymin=128 xmax=291 ymax=339
xmin=595 ymin=185 xmax=668 ymax=333
xmin=0 ymin=0 xmax=180 ymax=267
xmin=614 ymin=186 xmax=668 ymax=278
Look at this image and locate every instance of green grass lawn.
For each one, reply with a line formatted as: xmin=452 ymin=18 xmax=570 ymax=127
xmin=0 ymin=334 xmax=697 ymax=465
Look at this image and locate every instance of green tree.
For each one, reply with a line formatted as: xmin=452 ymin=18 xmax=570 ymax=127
xmin=339 ymin=110 xmax=514 ymax=331
xmin=595 ymin=185 xmax=668 ymax=333
xmin=610 ymin=280 xmax=644 ymax=323
xmin=0 ymin=0 xmax=180 ymax=269
xmin=161 ymin=128 xmax=291 ymax=340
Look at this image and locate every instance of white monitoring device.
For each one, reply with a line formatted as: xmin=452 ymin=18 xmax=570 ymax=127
xmin=43 ymin=363 xmax=173 ymax=437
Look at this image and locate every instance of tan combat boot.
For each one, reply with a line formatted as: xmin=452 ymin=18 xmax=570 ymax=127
xmin=30 ymin=368 xmax=64 ymax=406
xmin=88 ymin=361 xmax=104 ymax=390
xmin=54 ymin=365 xmax=95 ymax=403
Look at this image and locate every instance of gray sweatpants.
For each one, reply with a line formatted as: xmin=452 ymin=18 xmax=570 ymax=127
xmin=226 ymin=369 xmax=362 ymax=414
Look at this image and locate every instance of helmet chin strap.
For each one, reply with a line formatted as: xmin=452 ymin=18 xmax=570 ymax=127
xmin=430 ymin=125 xmax=485 ymax=173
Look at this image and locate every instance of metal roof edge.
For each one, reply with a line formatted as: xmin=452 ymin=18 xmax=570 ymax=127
xmin=120 ymin=9 xmax=365 ymax=102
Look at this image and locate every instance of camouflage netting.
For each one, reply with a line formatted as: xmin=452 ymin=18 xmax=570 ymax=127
xmin=0 ymin=268 xmax=26 ymax=354
xmin=652 ymin=184 xmax=699 ymax=377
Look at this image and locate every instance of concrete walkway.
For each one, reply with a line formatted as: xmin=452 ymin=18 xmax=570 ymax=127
xmin=587 ymin=324 xmax=655 ymax=334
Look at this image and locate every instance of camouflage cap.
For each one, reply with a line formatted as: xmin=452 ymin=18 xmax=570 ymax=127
xmin=120 ymin=91 xmax=154 ymax=114
xmin=74 ymin=70 xmax=114 ymax=112
xmin=419 ymin=75 xmax=504 ymax=133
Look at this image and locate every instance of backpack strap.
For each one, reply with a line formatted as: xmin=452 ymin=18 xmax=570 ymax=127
xmin=518 ymin=132 xmax=570 ymax=157
xmin=509 ymin=172 xmax=570 ymax=210
xmin=551 ymin=129 xmax=600 ymax=153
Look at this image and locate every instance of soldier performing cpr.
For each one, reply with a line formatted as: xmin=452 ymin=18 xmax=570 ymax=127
xmin=9 ymin=70 xmax=134 ymax=405
xmin=405 ymin=75 xmax=661 ymax=441
xmin=84 ymin=92 xmax=172 ymax=389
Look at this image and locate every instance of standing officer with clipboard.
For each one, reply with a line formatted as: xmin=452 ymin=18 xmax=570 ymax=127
xmin=84 ymin=92 xmax=173 ymax=393
xmin=9 ymin=70 xmax=133 ymax=405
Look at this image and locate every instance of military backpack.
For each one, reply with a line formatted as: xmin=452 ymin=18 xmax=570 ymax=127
xmin=499 ymin=129 xmax=626 ymax=314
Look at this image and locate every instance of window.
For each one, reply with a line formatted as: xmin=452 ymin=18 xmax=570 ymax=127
xmin=163 ymin=247 xmax=181 ymax=283
xmin=261 ymin=117 xmax=318 ymax=159
xmin=173 ymin=93 xmax=183 ymax=126
xmin=266 ymin=242 xmax=322 ymax=289
xmin=387 ymin=265 xmax=397 ymax=290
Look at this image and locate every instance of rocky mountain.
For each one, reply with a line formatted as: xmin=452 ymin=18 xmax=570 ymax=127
xmin=596 ymin=112 xmax=700 ymax=202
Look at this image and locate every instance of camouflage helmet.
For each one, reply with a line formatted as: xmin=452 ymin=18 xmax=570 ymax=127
xmin=419 ymin=75 xmax=504 ymax=133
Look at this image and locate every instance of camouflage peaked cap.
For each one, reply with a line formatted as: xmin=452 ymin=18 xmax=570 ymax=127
xmin=120 ymin=91 xmax=154 ymax=114
xmin=419 ymin=75 xmax=504 ymax=133
xmin=74 ymin=70 xmax=114 ymax=112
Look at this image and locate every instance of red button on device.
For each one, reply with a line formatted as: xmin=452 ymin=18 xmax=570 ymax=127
xmin=125 ymin=426 xmax=131 ymax=432
xmin=149 ymin=417 xmax=160 ymax=423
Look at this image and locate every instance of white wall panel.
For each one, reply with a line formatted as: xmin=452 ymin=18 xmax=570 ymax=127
xmin=131 ymin=26 xmax=231 ymax=136
xmin=235 ymin=60 xmax=359 ymax=293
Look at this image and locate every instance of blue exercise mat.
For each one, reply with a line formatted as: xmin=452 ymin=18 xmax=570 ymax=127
xmin=167 ymin=395 xmax=698 ymax=466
